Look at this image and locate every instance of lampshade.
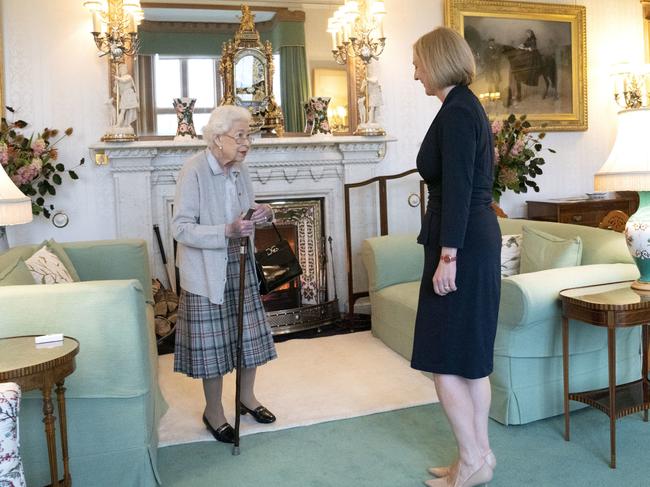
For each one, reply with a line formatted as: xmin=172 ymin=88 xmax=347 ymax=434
xmin=0 ymin=165 xmax=33 ymax=226
xmin=594 ymin=107 xmax=650 ymax=191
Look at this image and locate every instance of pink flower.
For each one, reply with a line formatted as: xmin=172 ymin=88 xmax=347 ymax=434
xmin=510 ymin=139 xmax=525 ymax=157
xmin=30 ymin=157 xmax=43 ymax=171
xmin=32 ymin=138 xmax=46 ymax=157
xmin=493 ymin=147 xmax=500 ymax=163
xmin=0 ymin=143 xmax=8 ymax=167
xmin=491 ymin=120 xmax=503 ymax=134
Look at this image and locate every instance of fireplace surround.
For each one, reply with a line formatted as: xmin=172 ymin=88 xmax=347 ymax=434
xmin=90 ymin=134 xmax=394 ymax=314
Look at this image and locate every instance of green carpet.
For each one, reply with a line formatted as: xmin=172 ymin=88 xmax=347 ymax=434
xmin=158 ymin=404 xmax=650 ymax=486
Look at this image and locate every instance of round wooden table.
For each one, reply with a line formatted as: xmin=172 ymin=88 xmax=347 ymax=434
xmin=0 ymin=336 xmax=79 ymax=487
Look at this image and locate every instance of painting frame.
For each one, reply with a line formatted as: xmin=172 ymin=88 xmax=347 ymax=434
xmin=445 ymin=0 xmax=587 ymax=132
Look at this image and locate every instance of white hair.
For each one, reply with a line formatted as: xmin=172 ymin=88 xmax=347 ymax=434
xmin=202 ymin=105 xmax=252 ymax=148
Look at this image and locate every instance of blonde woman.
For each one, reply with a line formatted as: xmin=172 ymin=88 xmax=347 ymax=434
xmin=411 ymin=27 xmax=501 ymax=487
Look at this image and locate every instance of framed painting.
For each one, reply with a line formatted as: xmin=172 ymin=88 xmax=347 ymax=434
xmin=445 ymin=0 xmax=587 ymax=131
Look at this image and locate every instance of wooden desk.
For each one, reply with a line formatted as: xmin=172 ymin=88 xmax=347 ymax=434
xmin=526 ymin=197 xmax=636 ymax=227
xmin=0 ymin=336 xmax=79 ymax=486
xmin=560 ymin=282 xmax=650 ymax=468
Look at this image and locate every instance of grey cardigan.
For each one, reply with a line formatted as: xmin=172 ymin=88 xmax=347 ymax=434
xmin=172 ymin=149 xmax=256 ymax=305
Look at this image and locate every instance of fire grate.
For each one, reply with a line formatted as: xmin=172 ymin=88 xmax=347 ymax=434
xmin=267 ymin=300 xmax=341 ymax=335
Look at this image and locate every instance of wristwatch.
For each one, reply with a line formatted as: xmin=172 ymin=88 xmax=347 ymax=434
xmin=440 ymin=254 xmax=457 ymax=263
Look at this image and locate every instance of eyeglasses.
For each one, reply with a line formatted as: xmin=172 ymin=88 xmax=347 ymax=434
xmin=222 ymin=133 xmax=252 ymax=145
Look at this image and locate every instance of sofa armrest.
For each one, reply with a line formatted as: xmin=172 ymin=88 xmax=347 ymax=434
xmin=500 ymin=263 xmax=639 ymax=330
xmin=362 ymin=234 xmax=423 ymax=292
xmin=0 ymin=280 xmax=154 ymax=399
xmin=62 ymin=239 xmax=153 ymax=303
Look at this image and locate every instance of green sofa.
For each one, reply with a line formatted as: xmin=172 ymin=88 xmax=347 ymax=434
xmin=0 ymin=239 xmax=166 ymax=486
xmin=362 ymin=218 xmax=642 ymax=425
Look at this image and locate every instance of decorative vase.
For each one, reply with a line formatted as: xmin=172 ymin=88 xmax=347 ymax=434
xmin=173 ymin=97 xmax=197 ymax=141
xmin=303 ymin=97 xmax=331 ymax=135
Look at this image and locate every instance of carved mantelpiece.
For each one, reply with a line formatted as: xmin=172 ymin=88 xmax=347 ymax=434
xmin=89 ymin=134 xmax=395 ymax=311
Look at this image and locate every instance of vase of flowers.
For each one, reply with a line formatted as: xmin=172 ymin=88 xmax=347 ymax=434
xmin=491 ymin=113 xmax=555 ymax=204
xmin=0 ymin=107 xmax=84 ymax=218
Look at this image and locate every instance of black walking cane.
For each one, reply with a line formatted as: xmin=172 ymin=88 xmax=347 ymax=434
xmin=233 ymin=208 xmax=255 ymax=456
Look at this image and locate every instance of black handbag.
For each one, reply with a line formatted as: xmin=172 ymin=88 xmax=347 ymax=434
xmin=255 ymin=223 xmax=303 ymax=295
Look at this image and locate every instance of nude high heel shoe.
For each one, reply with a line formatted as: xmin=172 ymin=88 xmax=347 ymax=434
xmin=453 ymin=459 xmax=493 ymax=487
xmin=428 ymin=450 xmax=496 ymax=478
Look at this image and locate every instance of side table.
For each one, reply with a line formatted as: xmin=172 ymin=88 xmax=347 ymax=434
xmin=0 ymin=336 xmax=79 ymax=486
xmin=560 ymin=282 xmax=650 ymax=468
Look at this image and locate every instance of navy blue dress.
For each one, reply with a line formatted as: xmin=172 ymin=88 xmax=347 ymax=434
xmin=410 ymin=85 xmax=501 ymax=379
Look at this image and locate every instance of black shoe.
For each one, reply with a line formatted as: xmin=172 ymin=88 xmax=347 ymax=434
xmin=240 ymin=404 xmax=276 ymax=424
xmin=202 ymin=414 xmax=235 ymax=443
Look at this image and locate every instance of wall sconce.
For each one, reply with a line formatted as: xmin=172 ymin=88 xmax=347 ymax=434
xmin=594 ymin=64 xmax=650 ymax=290
xmin=82 ymin=0 xmax=142 ymax=61
xmin=83 ymin=0 xmax=143 ymax=142
xmin=611 ymin=63 xmax=650 ymax=110
xmin=327 ymin=0 xmax=386 ymax=136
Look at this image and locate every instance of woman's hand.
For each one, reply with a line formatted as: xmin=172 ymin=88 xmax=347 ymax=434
xmin=433 ymin=247 xmax=458 ymax=296
xmin=251 ymin=204 xmax=273 ymax=224
xmin=226 ymin=217 xmax=255 ymax=238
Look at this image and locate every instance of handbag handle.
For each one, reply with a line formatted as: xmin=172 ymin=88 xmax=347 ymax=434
xmin=269 ymin=222 xmax=284 ymax=241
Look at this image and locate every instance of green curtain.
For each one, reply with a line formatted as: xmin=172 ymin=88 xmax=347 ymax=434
xmin=280 ymin=46 xmax=309 ymax=133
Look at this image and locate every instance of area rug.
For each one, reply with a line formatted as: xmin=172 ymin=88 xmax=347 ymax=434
xmin=157 ymin=331 xmax=438 ymax=447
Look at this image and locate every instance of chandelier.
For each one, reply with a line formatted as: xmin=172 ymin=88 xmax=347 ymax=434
xmin=82 ymin=0 xmax=143 ymax=62
xmin=327 ymin=0 xmax=386 ymax=65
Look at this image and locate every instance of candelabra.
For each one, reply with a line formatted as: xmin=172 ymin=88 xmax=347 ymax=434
xmin=83 ymin=0 xmax=142 ymax=61
xmin=327 ymin=0 xmax=386 ymax=135
xmin=83 ymin=0 xmax=143 ymax=142
xmin=611 ymin=64 xmax=650 ymax=110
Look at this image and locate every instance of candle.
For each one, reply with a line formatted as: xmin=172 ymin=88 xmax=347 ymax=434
xmin=92 ymin=12 xmax=100 ymax=32
xmin=331 ymin=31 xmax=337 ymax=50
xmin=377 ymin=17 xmax=384 ymax=38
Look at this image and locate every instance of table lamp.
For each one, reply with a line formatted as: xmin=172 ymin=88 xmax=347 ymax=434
xmin=0 ymin=165 xmax=33 ymax=252
xmin=594 ymin=65 xmax=650 ymax=290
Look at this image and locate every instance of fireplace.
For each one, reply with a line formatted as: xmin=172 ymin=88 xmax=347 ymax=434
xmin=256 ymin=198 xmax=340 ymax=335
xmin=90 ymin=135 xmax=393 ymax=317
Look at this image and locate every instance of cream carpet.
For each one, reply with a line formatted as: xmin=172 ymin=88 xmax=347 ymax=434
xmin=157 ymin=331 xmax=438 ymax=447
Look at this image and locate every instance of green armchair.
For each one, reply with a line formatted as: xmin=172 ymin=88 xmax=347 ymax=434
xmin=362 ymin=218 xmax=642 ymax=425
xmin=0 ymin=239 xmax=166 ymax=486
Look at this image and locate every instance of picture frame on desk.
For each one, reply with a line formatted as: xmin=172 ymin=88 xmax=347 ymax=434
xmin=444 ymin=0 xmax=587 ymax=132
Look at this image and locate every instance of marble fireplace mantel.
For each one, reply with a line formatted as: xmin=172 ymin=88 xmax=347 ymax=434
xmin=89 ymin=134 xmax=395 ymax=312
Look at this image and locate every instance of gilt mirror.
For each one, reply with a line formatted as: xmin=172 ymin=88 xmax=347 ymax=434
xmin=135 ymin=1 xmax=356 ymax=137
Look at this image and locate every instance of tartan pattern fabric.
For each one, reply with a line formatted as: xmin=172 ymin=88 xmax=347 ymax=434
xmin=174 ymin=239 xmax=277 ymax=378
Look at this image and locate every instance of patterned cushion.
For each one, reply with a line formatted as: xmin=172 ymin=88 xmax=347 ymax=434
xmin=501 ymin=234 xmax=523 ymax=278
xmin=0 ymin=382 xmax=26 ymax=486
xmin=24 ymin=246 xmax=75 ymax=284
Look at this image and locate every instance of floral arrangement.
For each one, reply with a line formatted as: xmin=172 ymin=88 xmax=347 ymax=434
xmin=0 ymin=107 xmax=83 ymax=218
xmin=491 ymin=114 xmax=555 ymax=203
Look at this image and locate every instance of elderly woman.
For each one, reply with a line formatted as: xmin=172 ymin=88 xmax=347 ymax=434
xmin=172 ymin=105 xmax=276 ymax=444
xmin=411 ymin=27 xmax=500 ymax=487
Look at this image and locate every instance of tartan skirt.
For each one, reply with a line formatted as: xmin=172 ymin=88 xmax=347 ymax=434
xmin=174 ymin=239 xmax=277 ymax=378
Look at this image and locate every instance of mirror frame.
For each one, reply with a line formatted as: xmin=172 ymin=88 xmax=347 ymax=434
xmin=133 ymin=2 xmax=360 ymax=138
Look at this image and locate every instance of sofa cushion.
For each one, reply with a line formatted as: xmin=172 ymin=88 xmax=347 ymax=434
xmin=0 ymin=258 xmax=35 ymax=286
xmin=44 ymin=239 xmax=80 ymax=281
xmin=24 ymin=246 xmax=75 ymax=284
xmin=520 ymin=226 xmax=582 ymax=273
xmin=501 ymin=234 xmax=522 ymax=277
xmin=498 ymin=218 xmax=631 ymax=265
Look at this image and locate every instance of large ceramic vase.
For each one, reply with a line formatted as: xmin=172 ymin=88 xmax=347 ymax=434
xmin=303 ymin=97 xmax=331 ymax=135
xmin=173 ymin=97 xmax=197 ymax=140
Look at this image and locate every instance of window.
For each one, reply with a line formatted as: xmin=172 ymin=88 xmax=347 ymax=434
xmin=153 ymin=55 xmax=221 ymax=136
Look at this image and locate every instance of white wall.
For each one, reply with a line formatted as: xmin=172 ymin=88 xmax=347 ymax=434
xmin=2 ymin=0 xmax=646 ymax=246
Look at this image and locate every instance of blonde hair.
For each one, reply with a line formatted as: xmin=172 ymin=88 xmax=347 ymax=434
xmin=413 ymin=27 xmax=475 ymax=91
xmin=202 ymin=105 xmax=252 ymax=149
